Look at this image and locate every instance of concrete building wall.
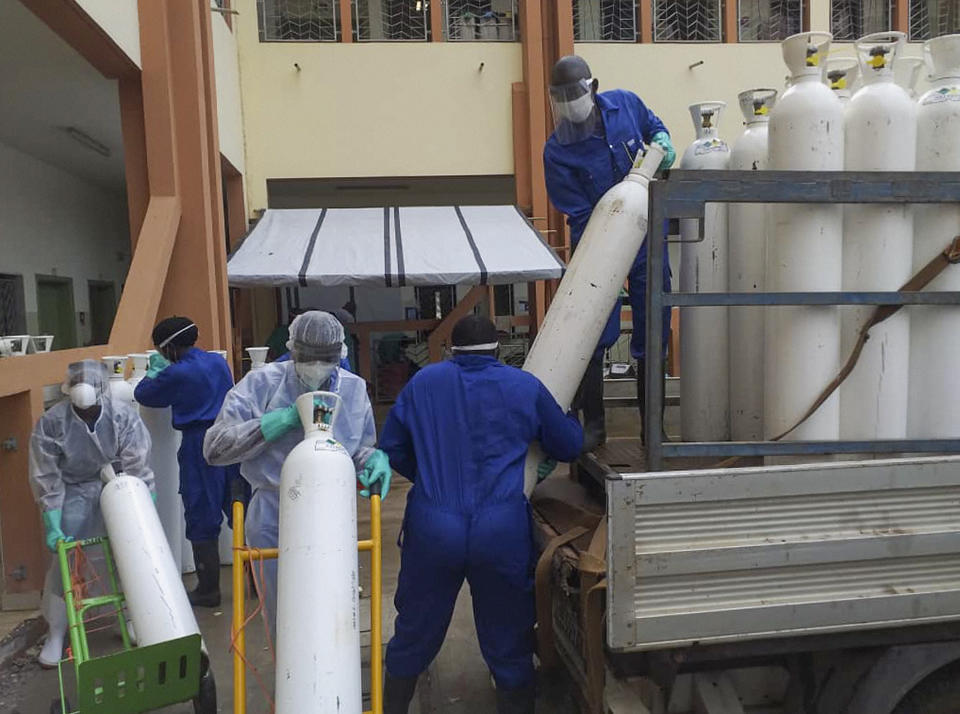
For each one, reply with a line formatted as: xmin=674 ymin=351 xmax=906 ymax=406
xmin=75 ymin=0 xmax=141 ymax=68
xmin=0 ymin=140 xmax=130 ymax=346
xmin=213 ymin=12 xmax=246 ymax=173
xmin=237 ymin=7 xmax=524 ymax=213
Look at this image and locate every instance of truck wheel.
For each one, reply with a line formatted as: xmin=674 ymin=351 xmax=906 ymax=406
xmin=893 ymin=661 xmax=960 ymax=714
xmin=193 ymin=654 xmax=217 ymax=714
xmin=50 ymin=698 xmax=70 ymax=714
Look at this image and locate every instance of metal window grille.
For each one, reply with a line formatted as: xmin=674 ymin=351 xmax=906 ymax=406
xmin=355 ymin=0 xmax=429 ymax=40
xmin=830 ymin=0 xmax=891 ymax=41
xmin=257 ymin=0 xmax=339 ymax=41
xmin=415 ymin=286 xmax=456 ymax=320
xmin=574 ymin=0 xmax=638 ymax=41
xmin=738 ymin=0 xmax=803 ymax=40
xmin=445 ymin=0 xmax=518 ymax=41
xmin=654 ymin=0 xmax=722 ymax=42
xmin=909 ymin=0 xmax=960 ymax=40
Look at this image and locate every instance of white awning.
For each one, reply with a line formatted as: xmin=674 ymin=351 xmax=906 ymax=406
xmin=227 ymin=206 xmax=564 ymax=288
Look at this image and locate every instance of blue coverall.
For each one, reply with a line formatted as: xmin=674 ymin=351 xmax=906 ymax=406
xmin=134 ymin=348 xmax=241 ymax=542
xmin=380 ymin=354 xmax=583 ymax=690
xmin=543 ymin=89 xmax=672 ymax=360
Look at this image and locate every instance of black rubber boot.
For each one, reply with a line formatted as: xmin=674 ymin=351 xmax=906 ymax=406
xmin=577 ymin=356 xmax=607 ymax=453
xmin=637 ymin=359 xmax=667 ymax=447
xmin=384 ymin=672 xmax=418 ymax=714
xmin=496 ymin=684 xmax=536 ymax=714
xmin=188 ymin=540 xmax=221 ymax=608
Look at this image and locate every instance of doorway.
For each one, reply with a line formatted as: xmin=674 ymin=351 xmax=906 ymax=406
xmin=36 ymin=276 xmax=77 ymax=350
xmin=0 ymin=274 xmax=26 ymax=335
xmin=88 ymin=280 xmax=116 ymax=345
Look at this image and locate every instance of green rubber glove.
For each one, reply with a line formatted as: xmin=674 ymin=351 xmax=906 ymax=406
xmin=537 ymin=458 xmax=558 ymax=483
xmin=146 ymin=352 xmax=171 ymax=379
xmin=260 ymin=404 xmax=300 ymax=442
xmin=651 ymin=131 xmax=676 ymax=172
xmin=359 ymin=449 xmax=392 ymax=499
xmin=42 ymin=510 xmax=73 ymax=553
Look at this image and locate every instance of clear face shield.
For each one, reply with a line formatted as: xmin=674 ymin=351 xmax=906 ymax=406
xmin=549 ymin=78 xmax=599 ymax=145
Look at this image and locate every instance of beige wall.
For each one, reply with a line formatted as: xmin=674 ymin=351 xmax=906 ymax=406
xmin=213 ymin=13 xmax=246 ymax=174
xmin=237 ymin=10 xmax=523 ymax=213
xmin=75 ymin=0 xmax=141 ymax=67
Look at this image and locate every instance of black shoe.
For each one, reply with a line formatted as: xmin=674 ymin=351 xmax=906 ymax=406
xmin=496 ymin=684 xmax=536 ymax=714
xmin=189 ymin=540 xmax=221 ymax=608
xmin=384 ymin=672 xmax=418 ymax=714
xmin=578 ymin=357 xmax=606 ymax=453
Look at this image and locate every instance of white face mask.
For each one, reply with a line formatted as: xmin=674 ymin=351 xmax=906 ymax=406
xmin=296 ymin=362 xmax=337 ymax=390
xmin=556 ymin=92 xmax=595 ymax=124
xmin=70 ymin=383 xmax=98 ymax=410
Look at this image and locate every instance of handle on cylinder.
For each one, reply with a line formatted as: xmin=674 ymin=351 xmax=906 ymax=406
xmin=633 ymin=143 xmax=665 ymax=179
xmin=100 ymin=463 xmax=118 ymax=484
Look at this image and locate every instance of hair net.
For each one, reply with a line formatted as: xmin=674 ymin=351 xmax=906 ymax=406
xmin=286 ymin=311 xmax=343 ymax=363
xmin=61 ymin=360 xmax=110 ymax=400
xmin=451 ymin=315 xmax=499 ymax=352
xmin=152 ymin=316 xmax=198 ymax=349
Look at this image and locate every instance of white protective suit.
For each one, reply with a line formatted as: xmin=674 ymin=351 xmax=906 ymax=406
xmin=203 ymin=360 xmax=376 ymax=627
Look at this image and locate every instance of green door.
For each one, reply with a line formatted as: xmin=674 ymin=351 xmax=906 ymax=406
xmin=36 ymin=276 xmax=77 ymax=350
xmin=88 ymin=281 xmax=117 ymax=345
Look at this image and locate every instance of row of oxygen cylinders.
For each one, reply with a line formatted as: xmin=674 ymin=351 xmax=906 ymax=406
xmin=676 ymin=30 xmax=960 ymax=447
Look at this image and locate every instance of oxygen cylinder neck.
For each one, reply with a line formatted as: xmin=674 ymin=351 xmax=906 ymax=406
xmin=246 ymin=346 xmax=268 ymax=370
xmin=103 ymin=357 xmax=127 ymax=381
xmin=689 ymin=102 xmax=726 ymax=140
xmin=296 ymin=391 xmax=342 ymax=436
xmin=925 ymin=34 xmax=960 ymax=82
xmin=782 ymin=31 xmax=832 ymax=79
xmin=129 ymin=354 xmax=150 ymax=379
xmin=627 ymin=143 xmax=664 ymax=181
xmin=738 ymin=89 xmax=776 ymax=126
xmin=856 ymin=31 xmax=905 ymax=84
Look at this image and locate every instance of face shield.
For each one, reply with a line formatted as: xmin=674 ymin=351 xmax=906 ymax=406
xmin=549 ymin=78 xmax=599 ymax=145
xmin=62 ymin=360 xmax=109 ymax=411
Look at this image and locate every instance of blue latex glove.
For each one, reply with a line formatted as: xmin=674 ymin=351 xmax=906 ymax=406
xmin=359 ymin=449 xmax=392 ymax=499
xmin=537 ymin=458 xmax=558 ymax=483
xmin=42 ymin=510 xmax=73 ymax=553
xmin=146 ymin=352 xmax=171 ymax=379
xmin=651 ymin=131 xmax=676 ymax=172
xmin=260 ymin=404 xmax=300 ymax=442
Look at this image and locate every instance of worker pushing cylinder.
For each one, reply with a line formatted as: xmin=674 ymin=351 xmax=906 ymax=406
xmin=521 ymin=143 xmax=664 ymax=495
xmin=99 ymin=464 xmax=201 ymax=647
xmin=275 ymin=391 xmax=362 ymax=714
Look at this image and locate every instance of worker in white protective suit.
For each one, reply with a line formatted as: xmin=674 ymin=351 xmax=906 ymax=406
xmin=29 ymin=360 xmax=154 ymax=667
xmin=203 ymin=311 xmax=385 ymax=631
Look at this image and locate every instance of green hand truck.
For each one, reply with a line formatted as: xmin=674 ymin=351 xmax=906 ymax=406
xmin=51 ymin=536 xmax=216 ymax=714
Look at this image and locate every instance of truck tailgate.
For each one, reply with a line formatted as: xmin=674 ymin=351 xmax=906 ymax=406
xmin=607 ymin=456 xmax=960 ymax=652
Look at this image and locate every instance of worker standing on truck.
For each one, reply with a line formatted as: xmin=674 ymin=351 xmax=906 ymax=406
xmin=543 ymin=54 xmax=675 ymax=448
xmin=202 ymin=310 xmax=387 ymax=630
xmin=30 ymin=360 xmax=154 ymax=667
xmin=379 ymin=315 xmax=584 ymax=714
xmin=134 ymin=316 xmax=243 ymax=608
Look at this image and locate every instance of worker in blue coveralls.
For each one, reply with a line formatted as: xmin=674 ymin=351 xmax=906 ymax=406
xmin=380 ymin=315 xmax=584 ymax=714
xmin=543 ymin=54 xmax=675 ymax=449
xmin=134 ymin=316 xmax=241 ymax=607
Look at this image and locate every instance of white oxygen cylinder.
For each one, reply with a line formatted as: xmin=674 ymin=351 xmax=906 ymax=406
xmin=100 ymin=465 xmax=200 ymax=646
xmin=679 ymin=101 xmax=731 ymax=441
xmin=825 ymin=57 xmax=860 ymax=105
xmin=247 ymin=346 xmax=268 ymax=370
xmin=909 ymin=34 xmax=960 ymax=438
xmin=134 ymin=351 xmax=192 ymax=574
xmin=520 ymin=145 xmax=665 ymax=494
xmin=841 ymin=32 xmax=917 ymax=442
xmin=728 ymin=89 xmax=777 ymax=441
xmin=275 ymin=392 xmax=362 ymax=714
xmin=766 ymin=32 xmax=844 ymax=448
xmin=103 ymin=356 xmax=134 ymax=403
xmin=209 ymin=349 xmax=234 ymax=566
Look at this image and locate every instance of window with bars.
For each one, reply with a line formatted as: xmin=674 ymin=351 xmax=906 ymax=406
xmin=910 ymin=0 xmax=960 ymax=40
xmin=654 ymin=0 xmax=722 ymax=41
xmin=257 ymin=0 xmax=340 ymax=41
xmin=445 ymin=0 xmax=518 ymax=41
xmin=355 ymin=0 xmax=429 ymax=40
xmin=574 ymin=0 xmax=638 ymax=41
xmin=830 ymin=0 xmax=891 ymax=41
xmin=738 ymin=0 xmax=803 ymax=40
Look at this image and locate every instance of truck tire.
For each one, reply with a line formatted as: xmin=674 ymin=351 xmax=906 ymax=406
xmin=892 ymin=661 xmax=960 ymax=714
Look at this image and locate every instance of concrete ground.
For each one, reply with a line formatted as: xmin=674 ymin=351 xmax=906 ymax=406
xmin=4 ymin=379 xmax=659 ymax=714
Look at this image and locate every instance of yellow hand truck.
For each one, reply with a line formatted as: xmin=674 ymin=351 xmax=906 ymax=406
xmin=230 ymin=485 xmax=383 ymax=714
